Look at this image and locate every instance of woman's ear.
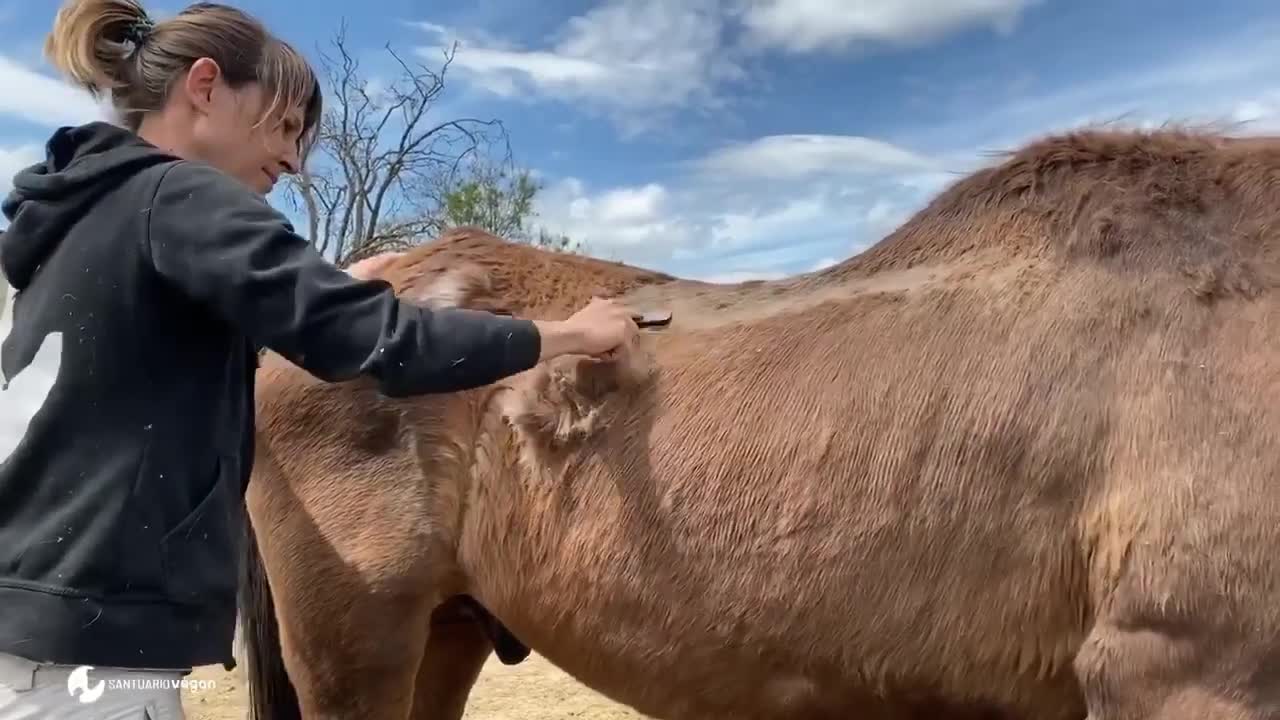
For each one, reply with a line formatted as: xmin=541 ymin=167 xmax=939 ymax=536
xmin=181 ymin=57 xmax=223 ymax=114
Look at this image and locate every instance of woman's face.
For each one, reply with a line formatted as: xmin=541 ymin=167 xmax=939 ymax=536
xmin=184 ymin=59 xmax=306 ymax=195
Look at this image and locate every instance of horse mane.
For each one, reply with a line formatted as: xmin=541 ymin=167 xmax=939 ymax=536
xmin=820 ymin=125 xmax=1280 ymax=303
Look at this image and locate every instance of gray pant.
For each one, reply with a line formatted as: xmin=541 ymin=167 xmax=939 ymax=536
xmin=0 ymin=651 xmax=187 ymax=719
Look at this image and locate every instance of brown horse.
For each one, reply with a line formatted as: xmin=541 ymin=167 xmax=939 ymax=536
xmin=240 ymin=126 xmax=1280 ymax=720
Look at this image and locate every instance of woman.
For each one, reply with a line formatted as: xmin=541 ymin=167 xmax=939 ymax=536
xmin=0 ymin=1 xmax=638 ymax=716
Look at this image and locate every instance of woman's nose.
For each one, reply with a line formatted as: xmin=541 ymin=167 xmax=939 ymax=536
xmin=277 ymin=149 xmax=299 ymax=175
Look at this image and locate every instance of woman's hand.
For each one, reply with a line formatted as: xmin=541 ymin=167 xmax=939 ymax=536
xmin=534 ymin=297 xmax=639 ymax=361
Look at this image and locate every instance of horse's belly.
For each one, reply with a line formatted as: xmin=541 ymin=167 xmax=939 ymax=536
xmin=471 ymin=499 xmax=1090 ymax=720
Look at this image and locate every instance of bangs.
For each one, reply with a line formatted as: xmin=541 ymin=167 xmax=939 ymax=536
xmin=255 ymin=38 xmax=323 ymax=158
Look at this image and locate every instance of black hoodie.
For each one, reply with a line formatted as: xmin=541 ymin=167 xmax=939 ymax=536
xmin=0 ymin=122 xmax=542 ymax=670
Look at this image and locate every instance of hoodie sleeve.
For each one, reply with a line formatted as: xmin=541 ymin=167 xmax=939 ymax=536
xmin=143 ymin=161 xmax=542 ymax=396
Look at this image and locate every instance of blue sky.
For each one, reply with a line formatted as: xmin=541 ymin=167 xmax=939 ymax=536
xmin=1 ymin=0 xmax=1278 ymax=283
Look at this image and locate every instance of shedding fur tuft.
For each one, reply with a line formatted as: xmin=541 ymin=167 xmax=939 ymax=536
xmin=502 ymin=339 xmax=657 ymax=452
xmin=407 ymin=264 xmax=494 ymax=310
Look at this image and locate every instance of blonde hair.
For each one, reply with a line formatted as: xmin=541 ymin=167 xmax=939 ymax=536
xmin=44 ymin=0 xmax=322 ymax=157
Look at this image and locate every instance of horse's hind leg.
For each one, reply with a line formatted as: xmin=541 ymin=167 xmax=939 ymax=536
xmin=264 ymin=518 xmax=439 ymax=720
xmin=248 ymin=450 xmax=444 ymax=719
xmin=408 ymin=605 xmax=495 ymax=719
xmin=274 ymin=579 xmax=436 ymax=719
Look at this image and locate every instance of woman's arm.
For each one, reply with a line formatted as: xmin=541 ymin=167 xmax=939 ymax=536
xmin=145 ymin=161 xmax=550 ymax=396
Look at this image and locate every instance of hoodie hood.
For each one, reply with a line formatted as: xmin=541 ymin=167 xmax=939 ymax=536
xmin=0 ymin=121 xmax=179 ymax=290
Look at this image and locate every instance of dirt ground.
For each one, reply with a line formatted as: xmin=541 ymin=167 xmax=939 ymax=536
xmin=182 ymin=652 xmax=648 ymax=719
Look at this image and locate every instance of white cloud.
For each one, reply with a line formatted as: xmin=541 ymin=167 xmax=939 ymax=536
xmin=534 ymin=177 xmax=707 ymax=262
xmin=416 ymin=0 xmax=1048 ymax=132
xmin=709 ymin=194 xmax=833 ymax=251
xmin=696 ymin=134 xmax=938 ymax=179
xmin=0 ymin=60 xmax=86 ymax=200
xmin=0 ymin=55 xmax=107 ymax=128
xmin=1229 ymin=91 xmax=1280 ymax=132
xmin=532 ymin=159 xmax=929 ymax=278
xmin=592 ymin=183 xmax=669 ymax=224
xmin=416 ymin=0 xmax=739 ymax=132
xmin=0 ymin=284 xmax=62 ymax=464
xmin=527 ymin=123 xmax=968 ymax=277
xmin=913 ymin=22 xmax=1280 ymax=156
xmin=420 ymin=1 xmax=1280 ymax=157
xmin=426 ymin=44 xmax=612 ymax=90
xmin=695 ymin=268 xmax=785 ymax=283
xmin=730 ymin=0 xmax=1042 ymax=53
xmin=0 ymin=143 xmax=42 ymax=195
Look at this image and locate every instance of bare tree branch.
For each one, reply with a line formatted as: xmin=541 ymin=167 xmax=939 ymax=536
xmin=284 ymin=22 xmax=511 ymax=266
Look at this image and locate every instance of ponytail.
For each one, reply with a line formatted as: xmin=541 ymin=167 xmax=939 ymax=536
xmin=44 ymin=0 xmax=151 ymax=98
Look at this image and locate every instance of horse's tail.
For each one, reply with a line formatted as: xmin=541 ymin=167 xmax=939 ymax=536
xmin=238 ymin=499 xmax=302 ymax=720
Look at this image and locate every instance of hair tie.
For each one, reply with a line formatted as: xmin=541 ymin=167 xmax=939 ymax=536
xmin=123 ymin=17 xmax=154 ymax=45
